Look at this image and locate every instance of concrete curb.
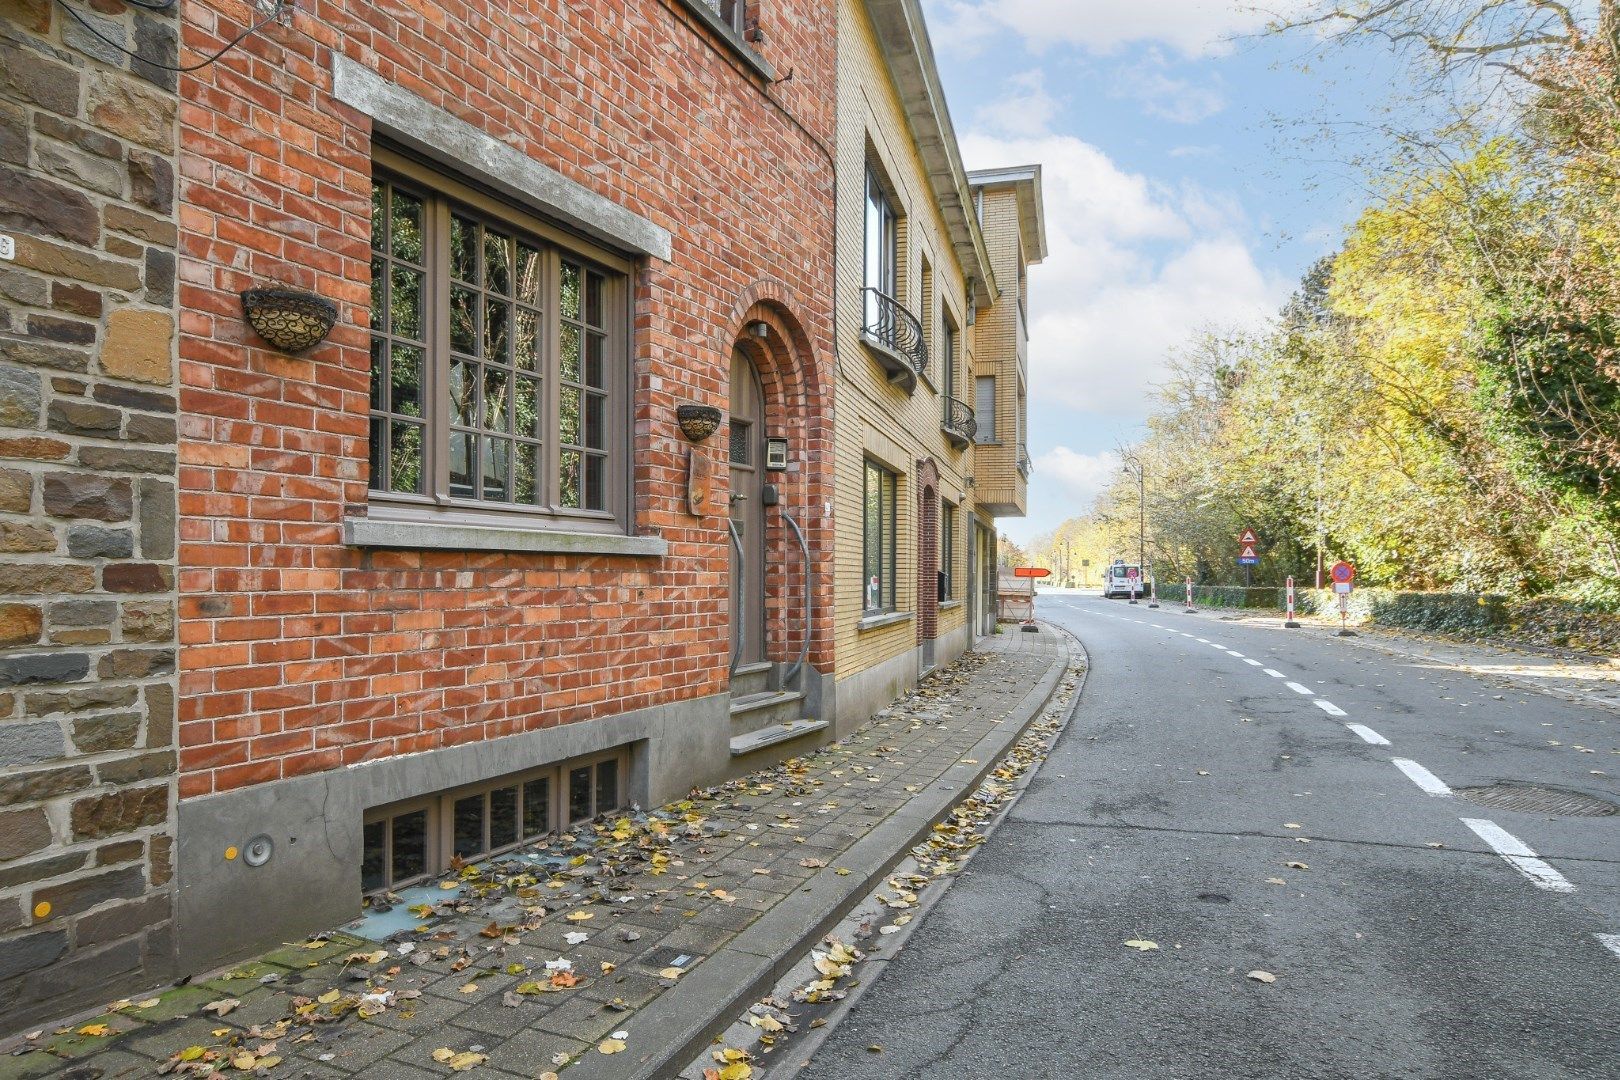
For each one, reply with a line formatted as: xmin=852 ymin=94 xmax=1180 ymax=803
xmin=564 ymin=630 xmax=1076 ymax=1080
xmin=763 ymin=624 xmax=1092 ymax=1076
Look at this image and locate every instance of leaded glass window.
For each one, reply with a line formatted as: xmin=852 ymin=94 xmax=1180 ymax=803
xmin=367 ymin=157 xmax=628 ymax=526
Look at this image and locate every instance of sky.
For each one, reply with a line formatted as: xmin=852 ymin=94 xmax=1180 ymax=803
xmin=924 ymin=0 xmax=1401 ymax=543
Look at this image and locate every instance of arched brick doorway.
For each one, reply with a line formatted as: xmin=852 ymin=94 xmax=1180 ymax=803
xmin=915 ymin=457 xmax=941 ymax=672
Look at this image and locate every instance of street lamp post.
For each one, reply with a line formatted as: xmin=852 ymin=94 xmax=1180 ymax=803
xmin=1119 ymin=450 xmax=1156 ymax=607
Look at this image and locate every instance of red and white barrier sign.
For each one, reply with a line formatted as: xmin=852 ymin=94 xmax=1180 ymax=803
xmin=1286 ymin=576 xmax=1295 ymax=622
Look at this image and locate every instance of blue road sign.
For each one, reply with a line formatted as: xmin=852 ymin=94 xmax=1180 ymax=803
xmin=1237 ymin=556 xmax=1260 ymax=566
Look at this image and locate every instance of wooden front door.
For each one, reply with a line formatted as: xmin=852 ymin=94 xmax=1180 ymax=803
xmin=728 ymin=349 xmax=767 ymax=668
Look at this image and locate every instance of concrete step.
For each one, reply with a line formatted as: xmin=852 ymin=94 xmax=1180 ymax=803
xmin=729 ymin=690 xmax=804 ymax=733
xmin=728 ymin=719 xmax=829 ymax=757
xmin=729 ymin=661 xmax=774 ymax=699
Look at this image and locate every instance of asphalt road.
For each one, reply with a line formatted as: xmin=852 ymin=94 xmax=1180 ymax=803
xmin=802 ymin=593 xmax=1620 ymax=1079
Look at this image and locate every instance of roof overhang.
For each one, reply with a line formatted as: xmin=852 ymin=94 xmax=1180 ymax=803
xmin=865 ymin=0 xmax=997 ymax=308
xmin=967 ymin=165 xmax=1047 ymax=265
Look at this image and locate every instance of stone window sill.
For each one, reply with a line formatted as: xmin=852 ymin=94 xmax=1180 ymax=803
xmin=668 ymin=0 xmax=776 ymax=80
xmin=940 ymin=599 xmax=963 ymax=610
xmin=857 ymin=610 xmax=914 ymax=632
xmin=344 ymin=517 xmax=668 ymax=557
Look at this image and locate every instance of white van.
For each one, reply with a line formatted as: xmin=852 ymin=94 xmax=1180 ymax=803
xmin=1103 ymin=562 xmax=1148 ymax=599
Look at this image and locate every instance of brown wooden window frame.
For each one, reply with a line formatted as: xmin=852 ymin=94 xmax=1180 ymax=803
xmin=360 ymin=749 xmax=628 ymax=895
xmin=863 ymin=458 xmax=899 ymax=615
xmin=368 ymin=147 xmax=634 ymax=535
xmin=940 ymin=501 xmax=956 ymax=601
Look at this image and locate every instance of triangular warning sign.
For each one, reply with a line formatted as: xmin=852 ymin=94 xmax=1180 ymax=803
xmin=1240 ymin=544 xmax=1257 ymax=558
xmin=1238 ymin=528 xmax=1258 ymax=545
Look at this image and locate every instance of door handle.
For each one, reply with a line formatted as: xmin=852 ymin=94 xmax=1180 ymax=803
xmin=730 ymin=493 xmax=748 ymax=503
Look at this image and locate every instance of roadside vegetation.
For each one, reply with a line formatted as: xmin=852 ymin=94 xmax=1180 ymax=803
xmin=1036 ymin=1 xmax=1620 ymax=634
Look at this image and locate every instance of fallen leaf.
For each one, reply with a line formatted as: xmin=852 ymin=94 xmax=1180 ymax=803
xmin=1283 ymin=823 xmax=1302 ymax=830
xmin=598 ymin=1038 xmax=627 ymax=1054
xmin=458 ymin=983 xmax=479 ymax=994
xmin=317 ymin=990 xmax=340 ymax=1005
xmin=564 ymin=931 xmax=590 ymax=945
xmin=1285 ymin=862 xmax=1309 ymax=870
xmin=1247 ymin=970 xmax=1277 ymax=983
xmin=76 ymin=1024 xmax=113 ymax=1037
xmin=1266 ymin=877 xmax=1287 ymax=886
xmin=447 ymin=1051 xmax=486 ymax=1071
xmin=201 ymin=998 xmax=240 ymax=1017
xmin=659 ymin=966 xmax=685 ymax=979
xmin=1123 ymin=940 xmax=1159 ymax=952
xmin=136 ymin=998 xmax=161 ymax=1009
xmin=566 ymin=910 xmax=594 ymax=922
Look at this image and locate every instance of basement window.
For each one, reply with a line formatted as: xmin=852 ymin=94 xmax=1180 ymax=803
xmin=361 ymin=750 xmax=625 ymax=894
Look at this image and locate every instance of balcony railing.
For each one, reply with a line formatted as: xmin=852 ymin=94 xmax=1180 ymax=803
xmin=941 ymin=395 xmax=976 ymax=448
xmin=861 ymin=286 xmax=928 ymax=393
xmin=1017 ymin=442 xmax=1032 ymax=478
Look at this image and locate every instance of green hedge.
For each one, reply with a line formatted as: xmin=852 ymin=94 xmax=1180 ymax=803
xmin=1174 ymin=584 xmax=1616 ymax=653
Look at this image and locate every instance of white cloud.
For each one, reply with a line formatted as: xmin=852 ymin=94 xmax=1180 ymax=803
xmin=924 ymin=0 xmax=1313 ymax=59
xmin=1110 ymin=65 xmax=1227 ymax=124
xmin=959 ymin=129 xmax=1289 ymax=418
xmin=973 ymin=71 xmax=1062 ymax=138
xmin=1035 ymin=446 xmax=1118 ymax=509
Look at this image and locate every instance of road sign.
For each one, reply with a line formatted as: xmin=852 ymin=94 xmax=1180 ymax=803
xmin=1237 ymin=555 xmax=1260 ymax=566
xmin=1013 ymin=566 xmax=1051 ymax=578
xmin=1239 ymin=544 xmax=1257 ymax=559
xmin=1331 ymin=561 xmax=1355 ymax=585
xmin=1238 ymin=527 xmax=1259 ymax=545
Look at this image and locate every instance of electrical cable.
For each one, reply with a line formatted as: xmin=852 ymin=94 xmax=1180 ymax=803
xmin=53 ymin=0 xmax=283 ymax=72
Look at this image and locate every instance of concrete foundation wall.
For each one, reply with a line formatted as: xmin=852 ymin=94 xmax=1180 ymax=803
xmin=174 ymin=691 xmax=730 ymax=973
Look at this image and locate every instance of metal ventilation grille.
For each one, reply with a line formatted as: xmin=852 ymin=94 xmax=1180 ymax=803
xmin=1455 ymin=784 xmax=1616 ymax=817
xmin=730 ymin=420 xmax=751 ymax=465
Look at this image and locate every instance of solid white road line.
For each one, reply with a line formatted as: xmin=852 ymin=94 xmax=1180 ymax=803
xmin=1392 ymin=758 xmax=1453 ymax=796
xmin=1314 ymin=699 xmax=1347 ymax=717
xmin=1461 ymin=818 xmax=1576 ymax=893
xmin=1286 ymin=682 xmax=1313 ymax=696
xmin=1263 ymin=668 xmax=1285 ymax=678
xmin=1346 ymin=723 xmax=1390 ymax=746
xmin=1597 ymin=933 xmax=1620 ymax=961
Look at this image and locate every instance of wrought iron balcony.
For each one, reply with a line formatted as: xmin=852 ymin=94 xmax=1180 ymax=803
xmin=1017 ymin=442 xmax=1032 ymax=478
xmin=860 ymin=287 xmax=928 ymax=393
xmin=941 ymin=396 xmax=976 ymax=449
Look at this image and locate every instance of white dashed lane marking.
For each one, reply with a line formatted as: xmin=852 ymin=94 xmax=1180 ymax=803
xmin=1598 ymin=934 xmax=1620 ymax=962
xmin=1286 ymin=682 xmax=1313 ymax=696
xmin=1392 ymin=758 xmax=1452 ymax=797
xmin=1242 ymin=658 xmax=1262 ymax=667
xmin=1263 ymin=669 xmax=1285 ymax=678
xmin=1461 ymin=818 xmax=1576 ymax=893
xmin=1346 ymin=723 xmax=1390 ymax=746
xmin=1314 ymin=700 xmax=1347 ymax=717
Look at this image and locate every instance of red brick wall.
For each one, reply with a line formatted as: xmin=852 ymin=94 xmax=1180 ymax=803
xmin=174 ymin=0 xmax=837 ymax=798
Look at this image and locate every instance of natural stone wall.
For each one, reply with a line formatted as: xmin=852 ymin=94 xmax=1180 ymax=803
xmin=0 ymin=0 xmax=179 ymax=1033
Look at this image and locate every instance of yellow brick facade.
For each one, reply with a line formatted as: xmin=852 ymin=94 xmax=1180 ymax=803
xmin=834 ymin=0 xmax=963 ymax=683
xmin=831 ymin=0 xmax=1041 ymax=704
xmin=968 ymin=184 xmax=1031 ymax=516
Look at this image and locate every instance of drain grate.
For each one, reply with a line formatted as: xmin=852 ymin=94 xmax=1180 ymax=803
xmin=1454 ymin=783 xmax=1617 ymax=817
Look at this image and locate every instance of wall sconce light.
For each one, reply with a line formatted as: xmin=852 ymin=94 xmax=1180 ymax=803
xmin=241 ymin=287 xmax=338 ymax=352
xmin=748 ymin=320 xmax=770 ymax=339
xmin=677 ymin=404 xmax=723 ymax=442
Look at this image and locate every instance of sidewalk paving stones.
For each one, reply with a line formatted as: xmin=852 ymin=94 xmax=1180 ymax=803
xmin=0 ymin=627 xmax=1072 ymax=1079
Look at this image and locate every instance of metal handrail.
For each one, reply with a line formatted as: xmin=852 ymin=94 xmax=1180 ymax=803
xmin=727 ymin=518 xmax=744 ymax=677
xmin=779 ymin=510 xmax=810 ymax=686
xmin=942 ymin=396 xmax=976 ymax=443
xmin=1017 ymin=442 xmax=1033 ymax=477
xmin=861 ymin=287 xmax=929 ymax=377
